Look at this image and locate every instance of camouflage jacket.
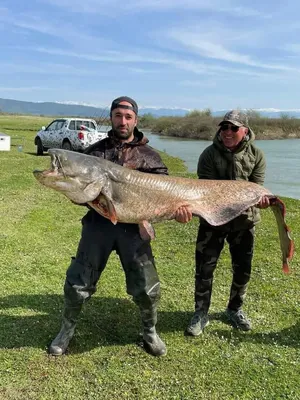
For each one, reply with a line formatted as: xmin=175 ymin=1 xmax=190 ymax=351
xmin=84 ymin=127 xmax=168 ymax=175
xmin=197 ymin=127 xmax=266 ymax=231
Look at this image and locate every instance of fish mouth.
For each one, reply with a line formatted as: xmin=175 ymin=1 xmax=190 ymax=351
xmin=50 ymin=152 xmax=66 ymax=177
xmin=34 ymin=152 xmax=66 ymax=178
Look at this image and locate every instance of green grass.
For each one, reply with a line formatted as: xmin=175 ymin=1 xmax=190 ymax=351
xmin=0 ymin=115 xmax=299 ymax=400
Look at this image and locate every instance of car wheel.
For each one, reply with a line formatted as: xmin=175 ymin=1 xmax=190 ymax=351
xmin=62 ymin=140 xmax=73 ymax=151
xmin=36 ymin=138 xmax=44 ymax=156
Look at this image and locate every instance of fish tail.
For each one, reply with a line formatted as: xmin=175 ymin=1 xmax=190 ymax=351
xmin=269 ymin=197 xmax=294 ymax=273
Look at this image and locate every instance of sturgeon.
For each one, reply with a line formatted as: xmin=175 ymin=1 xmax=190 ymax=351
xmin=33 ymin=149 xmax=294 ymax=273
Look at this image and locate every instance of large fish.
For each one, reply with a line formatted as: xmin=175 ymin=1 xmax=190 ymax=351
xmin=33 ymin=149 xmax=294 ymax=273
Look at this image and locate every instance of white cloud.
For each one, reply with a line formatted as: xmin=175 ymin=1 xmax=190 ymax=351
xmin=0 ymin=86 xmax=54 ymax=92
xmin=0 ymin=62 xmax=100 ymax=76
xmin=132 ymin=0 xmax=269 ymax=18
xmin=40 ymin=0 xmax=268 ymax=18
xmin=0 ymin=9 xmax=113 ymax=49
xmin=40 ymin=0 xmax=113 ymax=14
xmin=180 ymin=80 xmax=217 ymax=88
xmin=14 ymin=45 xmax=290 ymax=81
xmin=166 ymin=28 xmax=300 ymax=73
xmin=127 ymin=67 xmax=160 ymax=74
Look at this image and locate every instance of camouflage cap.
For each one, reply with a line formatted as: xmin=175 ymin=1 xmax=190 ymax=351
xmin=219 ymin=109 xmax=248 ymax=127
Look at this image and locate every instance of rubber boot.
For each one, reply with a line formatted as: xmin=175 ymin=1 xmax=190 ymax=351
xmin=48 ymin=306 xmax=81 ymax=356
xmin=143 ymin=325 xmax=167 ymax=357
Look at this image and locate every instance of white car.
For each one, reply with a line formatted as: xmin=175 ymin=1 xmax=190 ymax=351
xmin=34 ymin=118 xmax=107 ymax=155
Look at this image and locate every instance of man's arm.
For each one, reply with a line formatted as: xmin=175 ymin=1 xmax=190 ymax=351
xmin=197 ymin=149 xmax=217 ymax=180
xmin=250 ymin=149 xmax=269 ymax=208
xmin=139 ymin=150 xmax=169 ymax=175
xmin=249 ymin=149 xmax=266 ymax=186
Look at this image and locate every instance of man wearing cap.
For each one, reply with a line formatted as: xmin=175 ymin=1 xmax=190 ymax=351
xmin=185 ymin=109 xmax=269 ymax=336
xmin=48 ymin=96 xmax=190 ymax=357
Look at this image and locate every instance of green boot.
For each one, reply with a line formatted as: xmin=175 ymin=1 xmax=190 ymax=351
xmin=48 ymin=317 xmax=76 ymax=356
xmin=143 ymin=326 xmax=167 ymax=357
xmin=48 ymin=305 xmax=81 ymax=356
xmin=138 ymin=304 xmax=166 ymax=356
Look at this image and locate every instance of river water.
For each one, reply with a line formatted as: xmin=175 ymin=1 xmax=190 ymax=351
xmin=144 ymin=131 xmax=300 ymax=200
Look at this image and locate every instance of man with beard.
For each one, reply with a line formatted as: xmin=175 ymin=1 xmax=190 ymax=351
xmin=49 ymin=96 xmax=192 ymax=357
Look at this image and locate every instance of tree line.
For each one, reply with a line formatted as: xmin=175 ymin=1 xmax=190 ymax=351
xmin=96 ymin=108 xmax=300 ymax=140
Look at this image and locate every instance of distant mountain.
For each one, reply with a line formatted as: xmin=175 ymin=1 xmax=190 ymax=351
xmin=0 ymin=98 xmax=189 ymax=118
xmin=0 ymin=98 xmax=108 ymax=118
xmin=140 ymin=107 xmax=190 ymax=117
xmin=0 ymin=97 xmax=300 ymax=118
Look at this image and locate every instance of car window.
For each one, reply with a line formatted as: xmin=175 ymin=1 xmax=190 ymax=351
xmin=75 ymin=121 xmax=84 ymax=130
xmin=56 ymin=120 xmax=65 ymax=130
xmin=83 ymin=121 xmax=96 ymax=129
xmin=47 ymin=121 xmax=58 ymax=131
xmin=68 ymin=120 xmax=75 ymax=130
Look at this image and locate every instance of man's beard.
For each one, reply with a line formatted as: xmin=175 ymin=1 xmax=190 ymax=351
xmin=112 ymin=125 xmax=134 ymax=140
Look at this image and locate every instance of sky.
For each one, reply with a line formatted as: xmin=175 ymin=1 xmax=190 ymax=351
xmin=1 ymin=0 xmax=300 ymax=111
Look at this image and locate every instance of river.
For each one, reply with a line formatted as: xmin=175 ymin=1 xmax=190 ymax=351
xmin=144 ymin=131 xmax=300 ymax=200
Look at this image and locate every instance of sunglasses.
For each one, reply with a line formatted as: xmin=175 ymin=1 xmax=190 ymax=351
xmin=220 ymin=124 xmax=240 ymax=132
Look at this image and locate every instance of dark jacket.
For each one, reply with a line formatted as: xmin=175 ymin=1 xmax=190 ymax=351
xmin=81 ymin=128 xmax=168 ymax=218
xmin=197 ymin=127 xmax=266 ymax=230
xmin=84 ymin=127 xmax=168 ymax=175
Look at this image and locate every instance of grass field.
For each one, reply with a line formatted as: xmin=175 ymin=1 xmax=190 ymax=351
xmin=0 ymin=115 xmax=299 ymax=400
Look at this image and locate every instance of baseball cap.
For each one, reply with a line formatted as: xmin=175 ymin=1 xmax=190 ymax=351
xmin=110 ymin=96 xmax=138 ymax=116
xmin=219 ymin=110 xmax=248 ymax=127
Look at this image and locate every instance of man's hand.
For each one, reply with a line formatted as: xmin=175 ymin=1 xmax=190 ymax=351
xmin=175 ymin=206 xmax=193 ymax=223
xmin=256 ymin=195 xmax=270 ymax=209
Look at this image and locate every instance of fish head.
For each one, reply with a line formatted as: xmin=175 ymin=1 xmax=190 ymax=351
xmin=33 ymin=149 xmax=107 ymax=203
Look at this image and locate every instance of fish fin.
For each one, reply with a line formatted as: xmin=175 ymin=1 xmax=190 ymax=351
xmin=100 ymin=182 xmax=118 ymax=224
xmin=89 ymin=195 xmax=118 ymax=225
xmin=139 ymin=221 xmax=155 ymax=241
xmin=106 ymin=200 xmax=118 ymax=224
xmin=282 ymin=263 xmax=290 ymax=275
xmin=193 ymin=196 xmax=265 ymax=226
xmin=83 ymin=181 xmax=103 ymax=201
xmin=269 ymin=197 xmax=294 ymax=273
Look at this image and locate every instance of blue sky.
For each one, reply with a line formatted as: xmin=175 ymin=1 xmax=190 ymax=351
xmin=1 ymin=0 xmax=300 ymax=110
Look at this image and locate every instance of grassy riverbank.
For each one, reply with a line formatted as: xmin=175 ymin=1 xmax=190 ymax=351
xmin=0 ymin=115 xmax=300 ymax=399
xmin=1 ymin=112 xmax=300 ymax=141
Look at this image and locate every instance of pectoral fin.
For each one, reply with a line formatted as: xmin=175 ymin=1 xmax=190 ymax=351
xmin=89 ymin=194 xmax=118 ymax=225
xmin=139 ymin=221 xmax=156 ymax=241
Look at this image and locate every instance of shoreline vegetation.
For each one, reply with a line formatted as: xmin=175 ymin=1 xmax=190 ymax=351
xmin=1 ymin=110 xmax=300 ymax=140
xmin=136 ymin=109 xmax=300 ymax=140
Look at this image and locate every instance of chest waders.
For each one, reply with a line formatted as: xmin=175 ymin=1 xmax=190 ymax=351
xmin=49 ymin=211 xmax=166 ymax=356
